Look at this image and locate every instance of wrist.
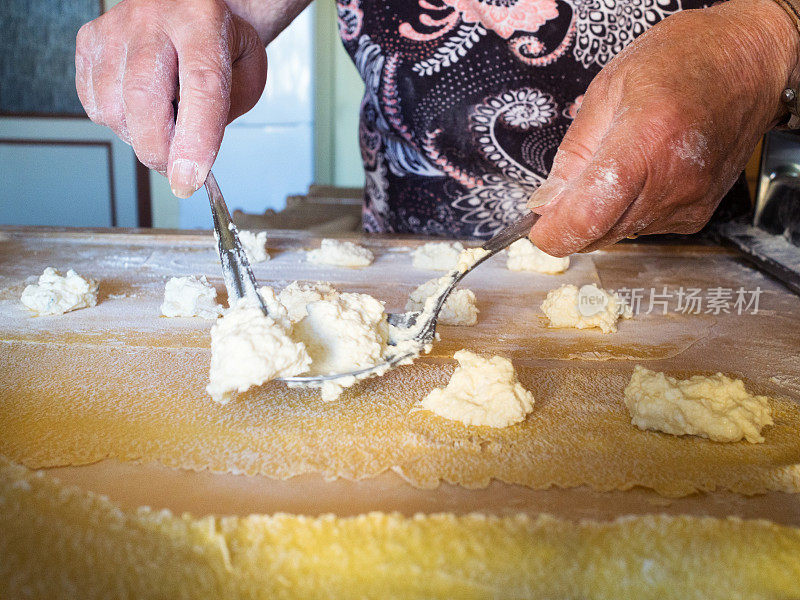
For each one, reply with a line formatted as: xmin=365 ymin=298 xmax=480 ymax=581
xmin=223 ymin=0 xmax=312 ymax=46
xmin=731 ymin=0 xmax=800 ymax=122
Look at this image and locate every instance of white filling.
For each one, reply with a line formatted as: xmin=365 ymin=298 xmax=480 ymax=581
xmin=20 ymin=267 xmax=98 ymax=316
xmin=206 ymin=297 xmax=311 ymax=404
xmin=624 ymin=365 xmax=773 ymax=443
xmin=208 ymin=283 xmax=390 ymax=403
xmin=418 ymin=350 xmax=534 ymax=428
xmin=412 ymin=242 xmax=464 ymax=271
xmin=238 ymin=230 xmax=269 ymax=264
xmin=406 ymin=279 xmax=478 ymax=326
xmin=541 ymin=284 xmax=632 ymax=333
xmin=456 ymin=247 xmax=489 ymax=272
xmin=293 ymin=291 xmax=389 ymax=401
xmin=506 ymin=239 xmax=570 ymax=274
xmin=160 ymin=276 xmax=222 ymax=319
xmin=307 ymin=239 xmax=374 ymax=267
xmin=278 ymin=282 xmax=337 ymax=323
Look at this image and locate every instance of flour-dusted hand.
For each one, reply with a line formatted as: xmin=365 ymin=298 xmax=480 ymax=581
xmin=528 ymin=0 xmax=800 ymax=256
xmin=75 ymin=0 xmax=267 ymax=198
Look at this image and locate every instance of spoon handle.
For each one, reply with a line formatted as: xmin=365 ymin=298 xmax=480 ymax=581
xmin=481 ymin=211 xmax=541 ymax=256
xmin=205 ymin=171 xmax=269 ymax=315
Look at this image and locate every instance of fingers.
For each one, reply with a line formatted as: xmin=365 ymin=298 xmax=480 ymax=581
xmin=75 ymin=23 xmax=100 ymax=121
xmin=76 ymin=20 xmax=130 ymax=142
xmin=529 ymin=109 xmax=648 ymax=257
xmin=121 ymin=35 xmax=178 ymax=173
xmin=527 ymin=81 xmax=615 ymax=212
xmin=167 ymin=7 xmax=234 ymax=198
xmin=229 ymin=15 xmax=267 ymax=121
xmin=75 ymin=0 xmax=267 ymax=197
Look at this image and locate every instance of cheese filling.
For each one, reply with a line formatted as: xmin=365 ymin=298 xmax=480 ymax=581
xmin=418 ymin=350 xmax=534 ymax=428
xmin=506 ymin=239 xmax=570 ymax=274
xmin=307 ymin=239 xmax=374 ymax=267
xmin=238 ymin=230 xmax=270 ymax=264
xmin=624 ymin=365 xmax=773 ymax=443
xmin=20 ymin=267 xmax=98 ymax=316
xmin=411 ymin=242 xmax=465 ymax=271
xmin=406 ymin=279 xmax=478 ymax=326
xmin=208 ymin=283 xmax=391 ymax=403
xmin=161 ymin=276 xmax=222 ymax=319
xmin=541 ymin=284 xmax=632 ymax=333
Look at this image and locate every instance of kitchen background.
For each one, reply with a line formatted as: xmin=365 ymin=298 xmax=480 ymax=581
xmin=0 ymin=0 xmax=363 ymax=230
xmin=0 ymin=0 xmax=763 ymax=231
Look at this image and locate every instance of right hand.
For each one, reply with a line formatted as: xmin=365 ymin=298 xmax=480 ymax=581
xmin=75 ymin=0 xmax=267 ymax=198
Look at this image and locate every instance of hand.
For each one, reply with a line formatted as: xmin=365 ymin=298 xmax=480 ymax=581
xmin=528 ymin=0 xmax=800 ymax=256
xmin=75 ymin=0 xmax=267 ymax=198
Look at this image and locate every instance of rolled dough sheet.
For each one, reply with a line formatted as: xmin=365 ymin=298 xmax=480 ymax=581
xmin=1 ymin=342 xmax=799 ymax=498
xmin=2 ymin=456 xmax=799 ymax=600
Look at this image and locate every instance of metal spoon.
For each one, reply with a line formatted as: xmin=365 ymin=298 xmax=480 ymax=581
xmin=205 ymin=170 xmax=272 ymax=315
xmin=280 ymin=210 xmax=541 ymax=386
xmin=206 ymin=172 xmax=540 ymax=385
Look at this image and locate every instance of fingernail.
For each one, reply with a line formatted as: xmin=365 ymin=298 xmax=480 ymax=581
xmin=528 ymin=177 xmax=566 ymax=210
xmin=169 ymin=158 xmax=199 ymax=198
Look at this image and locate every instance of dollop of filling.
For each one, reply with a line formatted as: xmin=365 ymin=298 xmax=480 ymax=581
xmin=418 ymin=350 xmax=534 ymax=428
xmin=238 ymin=230 xmax=270 ymax=264
xmin=406 ymin=279 xmax=478 ymax=326
xmin=20 ymin=267 xmax=98 ymax=316
xmin=306 ymin=239 xmax=374 ymax=267
xmin=541 ymin=284 xmax=632 ymax=333
xmin=624 ymin=365 xmax=773 ymax=443
xmin=208 ymin=283 xmax=391 ymax=402
xmin=411 ymin=242 xmax=464 ymax=271
xmin=506 ymin=239 xmax=570 ymax=274
xmin=161 ymin=275 xmax=222 ymax=319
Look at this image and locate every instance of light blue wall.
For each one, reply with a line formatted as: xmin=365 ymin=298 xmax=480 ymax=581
xmin=0 ymin=117 xmax=140 ymax=227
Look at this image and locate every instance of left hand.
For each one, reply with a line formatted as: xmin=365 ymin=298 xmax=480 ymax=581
xmin=528 ymin=0 xmax=800 ymax=256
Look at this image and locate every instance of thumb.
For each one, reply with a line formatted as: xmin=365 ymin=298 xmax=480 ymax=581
xmin=527 ymin=87 xmax=614 ymax=213
xmin=529 ymin=106 xmax=647 ymax=257
xmin=167 ymin=20 xmax=233 ymax=198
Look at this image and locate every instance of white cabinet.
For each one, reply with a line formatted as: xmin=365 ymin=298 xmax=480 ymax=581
xmin=176 ymin=6 xmax=315 ymax=230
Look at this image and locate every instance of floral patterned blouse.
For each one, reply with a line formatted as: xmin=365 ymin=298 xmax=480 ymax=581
xmin=335 ymin=0 xmax=711 ymax=238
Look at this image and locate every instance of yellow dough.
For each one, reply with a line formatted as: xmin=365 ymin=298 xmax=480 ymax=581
xmin=3 ymin=344 xmax=799 ymax=498
xmin=1 ymin=456 xmax=799 ymax=600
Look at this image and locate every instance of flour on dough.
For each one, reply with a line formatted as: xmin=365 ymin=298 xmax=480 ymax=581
xmin=238 ymin=230 xmax=269 ymax=264
xmin=20 ymin=267 xmax=98 ymax=316
xmin=624 ymin=365 xmax=773 ymax=443
xmin=412 ymin=242 xmax=465 ymax=271
xmin=541 ymin=284 xmax=632 ymax=333
xmin=406 ymin=279 xmax=478 ymax=326
xmin=307 ymin=239 xmax=374 ymax=267
xmin=418 ymin=350 xmax=534 ymax=427
xmin=207 ymin=296 xmax=311 ymax=404
xmin=161 ymin=276 xmax=222 ymax=319
xmin=506 ymin=239 xmax=570 ymax=274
